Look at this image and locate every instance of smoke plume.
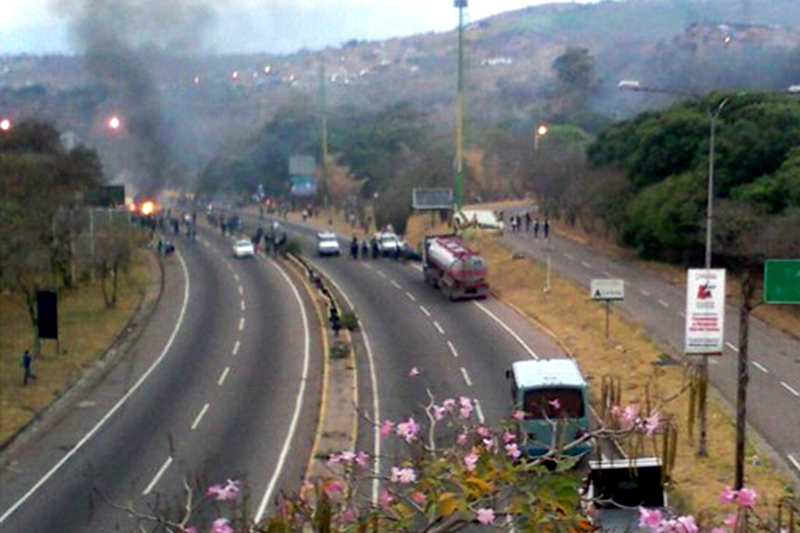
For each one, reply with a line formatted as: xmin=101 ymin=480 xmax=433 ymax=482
xmin=55 ymin=0 xmax=216 ymax=196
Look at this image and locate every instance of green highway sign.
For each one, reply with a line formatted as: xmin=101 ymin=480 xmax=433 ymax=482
xmin=764 ymin=260 xmax=800 ymax=304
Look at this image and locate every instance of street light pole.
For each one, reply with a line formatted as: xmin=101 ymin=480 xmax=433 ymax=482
xmin=453 ymin=0 xmax=468 ymax=211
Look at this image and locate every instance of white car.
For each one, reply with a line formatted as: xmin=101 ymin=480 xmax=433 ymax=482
xmin=317 ymin=232 xmax=341 ymax=256
xmin=233 ymin=239 xmax=255 ymax=259
xmin=377 ymin=232 xmax=400 ymax=256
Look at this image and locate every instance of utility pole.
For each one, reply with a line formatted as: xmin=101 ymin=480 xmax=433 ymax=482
xmin=319 ymin=57 xmax=329 ymax=209
xmin=453 ymin=0 xmax=468 ymax=211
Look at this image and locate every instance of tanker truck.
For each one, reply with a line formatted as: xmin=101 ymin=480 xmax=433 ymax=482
xmin=423 ymin=234 xmax=489 ymax=300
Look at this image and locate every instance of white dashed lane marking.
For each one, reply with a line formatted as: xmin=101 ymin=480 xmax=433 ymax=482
xmin=788 ymin=454 xmax=800 ymax=473
xmin=419 ymin=306 xmax=431 ymax=317
xmin=581 ymin=261 xmax=593 ymax=269
xmin=405 ymin=292 xmax=417 ymax=302
xmin=232 ymin=340 xmax=240 ymax=356
xmin=218 ymin=367 xmax=231 ymax=386
xmin=564 ymin=253 xmax=574 ymax=260
xmin=239 ymin=317 xmax=245 ymax=331
xmin=726 ymin=342 xmax=739 ymax=352
xmin=658 ymin=299 xmax=669 ymax=308
xmin=377 ymin=271 xmax=387 ymax=279
xmin=240 ymin=301 xmax=246 ymax=311
xmin=781 ymin=382 xmax=800 ymax=398
xmin=752 ymin=362 xmax=769 ymax=374
xmin=603 ymin=271 xmax=613 ymax=277
xmin=142 ymin=457 xmax=173 ymax=496
xmin=391 ymin=280 xmax=402 ymax=290
xmin=191 ymin=403 xmax=210 ymax=430
xmin=460 ymin=367 xmax=473 ymax=387
xmin=474 ymin=399 xmax=486 ymax=424
xmin=238 ymin=285 xmax=244 ymax=296
xmin=447 ymin=341 xmax=459 ymax=358
xmin=433 ymin=321 xmax=445 ymax=335
xmin=640 ymin=289 xmax=651 ymax=297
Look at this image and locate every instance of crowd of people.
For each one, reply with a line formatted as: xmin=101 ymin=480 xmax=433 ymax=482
xmin=505 ymin=212 xmax=550 ymax=238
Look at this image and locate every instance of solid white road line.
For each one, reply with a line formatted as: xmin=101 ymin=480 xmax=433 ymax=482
xmin=640 ymin=289 xmax=651 ymax=297
xmin=390 ymin=280 xmax=402 ymax=290
xmin=0 ymin=250 xmax=191 ymax=525
xmin=241 ymin=301 xmax=246 ymax=311
xmin=406 ymin=291 xmax=417 ymax=302
xmin=780 ymin=382 xmax=800 ymax=398
xmin=788 ymin=454 xmax=800 ymax=473
xmin=752 ymin=362 xmax=769 ymax=374
xmin=473 ymin=399 xmax=486 ymax=424
xmin=232 ymin=340 xmax=240 ymax=356
xmin=239 ymin=317 xmax=245 ymax=331
xmin=581 ymin=261 xmax=593 ymax=269
xmin=433 ymin=321 xmax=445 ymax=335
xmin=658 ymin=299 xmax=669 ymax=308
xmin=254 ymin=261 xmax=311 ymax=523
xmin=447 ymin=340 xmax=459 ymax=358
xmin=191 ymin=403 xmax=210 ymax=430
xmin=460 ymin=367 xmax=473 ymax=387
xmin=726 ymin=342 xmax=739 ymax=353
xmin=473 ymin=301 xmax=539 ymax=360
xmin=419 ymin=305 xmax=431 ymax=317
xmin=142 ymin=457 xmax=173 ymax=496
xmin=218 ymin=367 xmax=231 ymax=386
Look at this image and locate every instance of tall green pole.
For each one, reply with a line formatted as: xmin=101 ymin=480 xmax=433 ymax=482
xmin=454 ymin=0 xmax=467 ymax=211
xmin=319 ymin=57 xmax=329 ymax=208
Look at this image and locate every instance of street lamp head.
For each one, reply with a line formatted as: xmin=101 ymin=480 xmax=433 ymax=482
xmin=107 ymin=115 xmax=121 ymax=130
xmin=454 ymin=0 xmax=468 ymax=7
xmin=0 ymin=118 xmax=11 ymax=132
xmin=618 ymin=79 xmax=641 ymax=91
xmin=788 ymin=85 xmax=800 ymax=95
xmin=537 ymin=125 xmax=549 ymax=136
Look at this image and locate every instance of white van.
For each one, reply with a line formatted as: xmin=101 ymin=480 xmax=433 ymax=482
xmin=453 ymin=209 xmax=504 ymax=231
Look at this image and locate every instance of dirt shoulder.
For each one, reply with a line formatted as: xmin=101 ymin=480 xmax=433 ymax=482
xmin=0 ymin=249 xmax=158 ymax=448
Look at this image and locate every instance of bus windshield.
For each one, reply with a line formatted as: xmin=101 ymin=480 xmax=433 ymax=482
xmin=523 ymin=388 xmax=584 ymax=419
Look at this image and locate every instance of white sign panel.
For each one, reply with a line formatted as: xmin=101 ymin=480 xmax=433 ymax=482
xmin=685 ymin=269 xmax=726 ymax=355
xmin=591 ymin=279 xmax=625 ymax=300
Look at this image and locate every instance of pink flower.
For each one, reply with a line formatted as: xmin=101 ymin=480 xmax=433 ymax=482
xmin=476 ymin=425 xmax=491 ymax=438
xmin=431 ymin=404 xmax=447 ymax=421
xmin=502 ymin=430 xmax=516 ymax=443
xmin=323 ymin=480 xmax=345 ymax=495
xmin=459 ymin=397 xmax=473 ymax=419
xmin=638 ymin=507 xmax=663 ymax=530
xmin=379 ymin=420 xmax=396 ymax=440
xmin=207 ymin=479 xmax=241 ymax=501
xmin=464 ymin=452 xmax=479 ymax=472
xmin=710 ymin=529 xmax=727 ymax=533
xmin=410 ymin=491 xmax=426 ymax=505
xmin=328 ymin=451 xmax=355 ymax=465
xmin=621 ymin=404 xmax=639 ymax=426
xmin=720 ymin=486 xmax=738 ymax=503
xmin=185 ymin=528 xmax=198 ymax=533
xmin=390 ymin=466 xmax=417 ymax=484
xmin=475 ymin=508 xmax=495 ymax=525
xmin=512 ymin=410 xmax=525 ymax=421
xmin=736 ymin=488 xmax=757 ymax=508
xmin=724 ymin=513 xmax=738 ymax=528
xmin=505 ymin=442 xmax=521 ymax=460
xmin=457 ymin=432 xmax=469 ymax=445
xmin=644 ymin=412 xmax=661 ymax=435
xmin=482 ymin=438 xmax=496 ymax=452
xmin=676 ymin=515 xmax=698 ymax=533
xmin=354 ymin=451 xmax=370 ymax=468
xmin=548 ymin=398 xmax=561 ymax=410
xmin=379 ymin=490 xmax=395 ymax=507
xmin=442 ymin=398 xmax=457 ymax=412
xmin=408 ymin=366 xmax=421 ymax=377
xmin=338 ymin=507 xmax=357 ymax=524
xmin=211 ymin=518 xmax=235 ymax=533
xmin=396 ymin=418 xmax=420 ymax=443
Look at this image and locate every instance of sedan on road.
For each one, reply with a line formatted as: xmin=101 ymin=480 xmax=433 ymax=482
xmin=233 ymin=239 xmax=255 ymax=259
xmin=317 ymin=232 xmax=341 ymax=256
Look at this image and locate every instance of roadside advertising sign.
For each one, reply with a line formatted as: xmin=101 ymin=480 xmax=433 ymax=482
xmin=590 ymin=279 xmax=625 ymax=301
xmin=684 ymin=269 xmax=726 ymax=355
xmin=764 ymin=260 xmax=800 ymax=304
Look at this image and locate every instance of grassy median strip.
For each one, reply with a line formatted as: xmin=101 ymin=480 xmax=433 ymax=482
xmin=0 ymin=250 xmax=152 ymax=445
xmin=467 ymin=233 xmax=794 ymax=520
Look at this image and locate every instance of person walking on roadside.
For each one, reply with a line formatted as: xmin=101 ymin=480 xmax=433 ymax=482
xmin=525 ymin=212 xmax=532 ymax=232
xmin=544 ymin=218 xmax=550 ymax=239
xmin=22 ymin=349 xmax=35 ymax=386
xmin=533 ymin=218 xmax=540 ymax=238
xmin=350 ymin=236 xmax=359 ymax=260
xmin=361 ymin=240 xmax=369 ymax=260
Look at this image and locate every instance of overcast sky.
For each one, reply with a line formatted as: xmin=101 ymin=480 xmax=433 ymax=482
xmin=1 ymin=0 xmax=596 ymax=55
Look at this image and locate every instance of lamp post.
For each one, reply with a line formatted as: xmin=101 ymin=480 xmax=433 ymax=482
xmin=0 ymin=117 xmax=11 ymax=132
xmin=453 ymin=0 xmax=468 ymax=211
xmin=534 ymin=124 xmax=548 ymax=153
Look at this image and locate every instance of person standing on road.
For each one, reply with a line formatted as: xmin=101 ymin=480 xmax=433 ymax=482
xmin=350 ymin=236 xmax=359 ymax=260
xmin=525 ymin=212 xmax=532 ymax=232
xmin=544 ymin=218 xmax=550 ymax=239
xmin=533 ymin=218 xmax=539 ymax=238
xmin=21 ymin=349 xmax=36 ymax=386
xmin=361 ymin=240 xmax=369 ymax=260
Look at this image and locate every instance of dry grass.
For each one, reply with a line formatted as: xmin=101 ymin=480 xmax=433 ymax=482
xmin=468 ymin=234 xmax=794 ymax=521
xmin=0 ymin=251 xmax=152 ymax=444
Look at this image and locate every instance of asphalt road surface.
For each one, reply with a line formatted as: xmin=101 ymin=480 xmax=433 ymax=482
xmin=0 ymin=226 xmax=322 ymax=532
xmin=501 ymin=207 xmax=800 ymax=483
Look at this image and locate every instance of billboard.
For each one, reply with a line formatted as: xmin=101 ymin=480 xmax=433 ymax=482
xmin=590 ymin=279 xmax=625 ymax=301
xmin=684 ymin=269 xmax=726 ymax=355
xmin=289 ymin=155 xmax=316 ymax=176
xmin=412 ymin=188 xmax=453 ymax=210
xmin=290 ymin=176 xmax=317 ymax=197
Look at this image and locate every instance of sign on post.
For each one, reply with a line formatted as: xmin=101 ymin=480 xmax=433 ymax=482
xmin=590 ymin=279 xmax=625 ymax=338
xmin=412 ymin=188 xmax=453 ymax=210
xmin=591 ymin=279 xmax=625 ymax=301
xmin=684 ymin=269 xmax=726 ymax=355
xmin=764 ymin=260 xmax=800 ymax=304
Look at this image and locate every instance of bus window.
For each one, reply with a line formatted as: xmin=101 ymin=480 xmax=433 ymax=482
xmin=523 ymin=388 xmax=584 ymax=419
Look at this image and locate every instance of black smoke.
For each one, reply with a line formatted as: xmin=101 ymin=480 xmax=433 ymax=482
xmin=55 ymin=0 xmax=215 ymax=196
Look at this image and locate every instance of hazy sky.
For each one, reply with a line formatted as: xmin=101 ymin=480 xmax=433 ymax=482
xmin=1 ymin=0 xmax=596 ymax=55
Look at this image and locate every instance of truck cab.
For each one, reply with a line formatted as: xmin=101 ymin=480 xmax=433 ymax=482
xmin=507 ymin=359 xmax=593 ymax=457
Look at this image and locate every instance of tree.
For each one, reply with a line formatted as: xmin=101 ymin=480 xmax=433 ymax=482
xmin=552 ymin=47 xmax=596 ymax=114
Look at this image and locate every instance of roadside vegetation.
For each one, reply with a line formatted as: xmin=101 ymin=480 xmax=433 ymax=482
xmin=0 ymin=120 xmax=152 ymax=445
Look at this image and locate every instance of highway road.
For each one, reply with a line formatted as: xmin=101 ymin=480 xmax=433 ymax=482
xmin=251 ymin=214 xmax=595 ymax=490
xmin=501 ymin=210 xmax=800 ymax=482
xmin=0 ymin=225 xmax=323 ymax=531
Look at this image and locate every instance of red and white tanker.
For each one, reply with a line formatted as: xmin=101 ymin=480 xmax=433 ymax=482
xmin=423 ymin=234 xmax=489 ymax=300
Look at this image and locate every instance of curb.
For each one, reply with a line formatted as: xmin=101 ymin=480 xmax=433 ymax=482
xmin=0 ymin=249 xmax=165 ymax=464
